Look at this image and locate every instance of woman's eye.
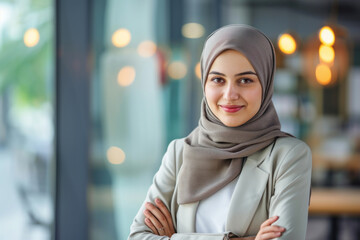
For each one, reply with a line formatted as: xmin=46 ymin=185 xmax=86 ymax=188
xmin=239 ymin=78 xmax=253 ymax=84
xmin=211 ymin=77 xmax=224 ymax=83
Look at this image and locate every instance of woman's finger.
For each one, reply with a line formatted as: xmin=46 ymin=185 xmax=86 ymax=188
xmin=143 ymin=209 xmax=166 ymax=235
xmin=155 ymin=198 xmax=175 ymax=233
xmin=260 ymin=225 xmax=286 ymax=234
xmin=260 ymin=216 xmax=279 ymax=228
xmin=145 ymin=202 xmax=170 ymax=230
xmin=144 ymin=217 xmax=158 ymax=235
xmin=256 ymin=217 xmax=286 ymax=240
xmin=259 ymin=231 xmax=283 ymax=240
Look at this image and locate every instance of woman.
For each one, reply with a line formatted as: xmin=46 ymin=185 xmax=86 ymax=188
xmin=128 ymin=24 xmax=312 ymax=240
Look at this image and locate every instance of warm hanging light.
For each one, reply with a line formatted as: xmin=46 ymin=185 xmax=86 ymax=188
xmin=117 ymin=66 xmax=136 ymax=86
xmin=24 ymin=28 xmax=40 ymax=47
xmin=303 ymin=24 xmax=350 ymax=87
xmin=319 ymin=44 xmax=335 ymax=63
xmin=278 ymin=33 xmax=297 ymax=55
xmin=319 ymin=26 xmax=335 ymax=46
xmin=315 ymin=63 xmax=332 ymax=85
xmin=112 ymin=28 xmax=131 ymax=47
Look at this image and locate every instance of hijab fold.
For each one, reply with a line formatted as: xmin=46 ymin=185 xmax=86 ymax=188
xmin=177 ymin=25 xmax=291 ymax=204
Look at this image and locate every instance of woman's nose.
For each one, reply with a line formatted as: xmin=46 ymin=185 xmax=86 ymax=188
xmin=224 ymin=84 xmax=239 ymax=100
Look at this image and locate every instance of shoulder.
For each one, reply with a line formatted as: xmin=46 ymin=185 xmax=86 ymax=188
xmin=255 ymin=137 xmax=311 ymax=165
xmin=272 ymin=136 xmax=311 ymax=155
xmin=164 ymin=138 xmax=185 ymax=174
xmin=166 ymin=138 xmax=185 ymax=156
xmin=269 ymin=136 xmax=312 ymax=174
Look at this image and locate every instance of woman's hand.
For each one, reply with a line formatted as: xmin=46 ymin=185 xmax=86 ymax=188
xmin=255 ymin=216 xmax=286 ymax=240
xmin=143 ymin=198 xmax=176 ymax=237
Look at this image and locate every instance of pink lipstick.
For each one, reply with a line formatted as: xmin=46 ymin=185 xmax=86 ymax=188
xmin=220 ymin=105 xmax=243 ymax=113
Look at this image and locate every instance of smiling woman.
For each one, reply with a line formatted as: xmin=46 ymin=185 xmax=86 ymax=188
xmin=128 ymin=24 xmax=312 ymax=240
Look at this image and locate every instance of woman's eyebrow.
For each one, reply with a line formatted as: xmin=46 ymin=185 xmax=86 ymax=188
xmin=234 ymin=71 xmax=257 ymax=76
xmin=209 ymin=71 xmax=257 ymax=77
xmin=209 ymin=71 xmax=225 ymax=76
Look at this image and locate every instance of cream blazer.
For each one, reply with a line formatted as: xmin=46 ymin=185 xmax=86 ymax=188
xmin=128 ymin=137 xmax=312 ymax=240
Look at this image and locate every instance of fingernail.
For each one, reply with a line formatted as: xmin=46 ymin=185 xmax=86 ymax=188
xmin=155 ymin=198 xmax=161 ymax=203
xmin=145 ymin=218 xmax=150 ymax=223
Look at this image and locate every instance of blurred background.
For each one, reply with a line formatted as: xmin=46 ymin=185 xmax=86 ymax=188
xmin=0 ymin=0 xmax=359 ymax=239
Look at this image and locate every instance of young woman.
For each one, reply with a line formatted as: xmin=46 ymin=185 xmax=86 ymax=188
xmin=128 ymin=24 xmax=312 ymax=240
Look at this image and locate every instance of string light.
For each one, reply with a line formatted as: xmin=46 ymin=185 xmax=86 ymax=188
xmin=278 ymin=33 xmax=297 ymax=55
xmin=319 ymin=26 xmax=335 ymax=46
xmin=316 ymin=63 xmax=332 ymax=85
xmin=319 ymin=44 xmax=335 ymax=63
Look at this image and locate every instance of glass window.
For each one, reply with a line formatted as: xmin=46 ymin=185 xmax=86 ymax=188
xmin=0 ymin=0 xmax=55 ymax=239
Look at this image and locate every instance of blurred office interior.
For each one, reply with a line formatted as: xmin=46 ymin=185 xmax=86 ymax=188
xmin=0 ymin=0 xmax=360 ymax=239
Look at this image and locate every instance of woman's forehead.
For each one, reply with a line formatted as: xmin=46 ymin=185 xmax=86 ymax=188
xmin=209 ymin=50 xmax=256 ymax=73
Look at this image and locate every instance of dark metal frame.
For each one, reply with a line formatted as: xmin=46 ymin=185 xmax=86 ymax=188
xmin=54 ymin=0 xmax=92 ymax=239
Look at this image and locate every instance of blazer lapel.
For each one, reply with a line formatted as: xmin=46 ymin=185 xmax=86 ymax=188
xmin=177 ymin=201 xmax=199 ymax=233
xmin=225 ymin=145 xmax=272 ymax=235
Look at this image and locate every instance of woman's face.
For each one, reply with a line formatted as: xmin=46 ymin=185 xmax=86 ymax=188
xmin=204 ymin=50 xmax=262 ymax=127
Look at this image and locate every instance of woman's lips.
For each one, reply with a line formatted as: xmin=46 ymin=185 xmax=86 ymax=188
xmin=220 ymin=105 xmax=243 ymax=113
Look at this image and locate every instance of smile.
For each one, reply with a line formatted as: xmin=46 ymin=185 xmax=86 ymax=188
xmin=219 ymin=105 xmax=243 ymax=113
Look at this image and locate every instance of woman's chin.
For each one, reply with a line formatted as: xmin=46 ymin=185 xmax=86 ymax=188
xmin=221 ymin=119 xmax=244 ymax=128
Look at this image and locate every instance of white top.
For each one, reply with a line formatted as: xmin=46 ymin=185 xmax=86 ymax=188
xmin=195 ymin=177 xmax=238 ymax=233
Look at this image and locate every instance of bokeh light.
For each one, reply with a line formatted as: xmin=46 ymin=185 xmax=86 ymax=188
xmin=107 ymin=146 xmax=126 ymax=165
xmin=278 ymin=33 xmax=297 ymax=55
xmin=319 ymin=26 xmax=335 ymax=46
xmin=316 ymin=63 xmax=332 ymax=85
xmin=24 ymin=28 xmax=40 ymax=47
xmin=112 ymin=28 xmax=131 ymax=47
xmin=168 ymin=61 xmax=187 ymax=79
xmin=182 ymin=23 xmax=205 ymax=39
xmin=319 ymin=44 xmax=335 ymax=63
xmin=137 ymin=41 xmax=157 ymax=57
xmin=117 ymin=66 xmax=136 ymax=86
xmin=195 ymin=62 xmax=201 ymax=80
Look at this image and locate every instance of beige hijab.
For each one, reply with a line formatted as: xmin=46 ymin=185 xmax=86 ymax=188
xmin=177 ymin=24 xmax=291 ymax=204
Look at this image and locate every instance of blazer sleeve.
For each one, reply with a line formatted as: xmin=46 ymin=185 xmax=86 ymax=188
xmin=128 ymin=139 xmax=233 ymax=240
xmin=269 ymin=141 xmax=312 ymax=240
xmin=128 ymin=139 xmax=179 ymax=240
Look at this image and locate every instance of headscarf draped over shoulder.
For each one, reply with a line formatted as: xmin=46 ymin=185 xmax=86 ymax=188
xmin=177 ymin=24 xmax=291 ymax=204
